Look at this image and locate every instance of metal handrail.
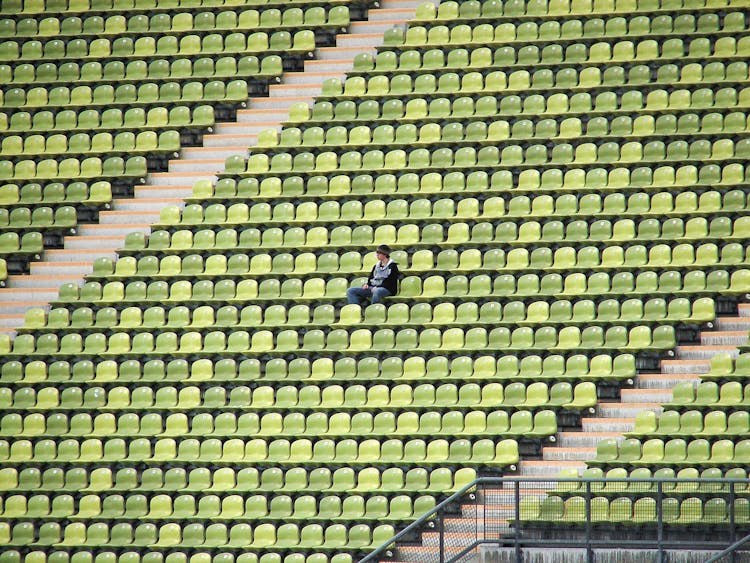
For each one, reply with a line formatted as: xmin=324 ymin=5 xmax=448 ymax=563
xmin=358 ymin=476 xmax=750 ymax=563
xmin=705 ymin=533 xmax=750 ymax=562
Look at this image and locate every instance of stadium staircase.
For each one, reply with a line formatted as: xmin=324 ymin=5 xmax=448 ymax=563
xmin=0 ymin=0 xmax=423 ymax=332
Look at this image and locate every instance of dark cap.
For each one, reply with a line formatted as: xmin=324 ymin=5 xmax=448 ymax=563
xmin=375 ymin=244 xmax=392 ymax=257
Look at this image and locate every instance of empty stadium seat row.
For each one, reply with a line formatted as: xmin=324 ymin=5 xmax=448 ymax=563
xmin=0 ymin=465 xmax=476 ymax=495
xmin=391 ymin=12 xmax=747 ymax=45
xmin=262 ymin=112 xmax=750 ymax=148
xmin=520 ymin=495 xmax=749 ymax=524
xmin=668 ymin=380 xmax=750 ymax=407
xmin=0 ymin=409 xmax=558 ymax=439
xmin=1 ymin=30 xmax=316 ymax=62
xmin=0 ymin=381 xmax=595 ymax=411
xmin=0 ymin=182 xmax=112 ymax=206
xmin=2 ymin=55 xmax=282 ymax=87
xmin=0 ymin=352 xmax=637 ymax=384
xmin=699 ymin=352 xmax=750 ymax=381
xmin=0 ymin=207 xmax=76 ymax=231
xmin=294 ymin=88 xmax=750 ymax=125
xmin=0 ymin=552 xmax=350 ymax=563
xmin=1 ymin=0 xmax=353 ymax=16
xmin=594 ymin=437 xmax=750 ymax=465
xmin=331 ymin=64 xmax=746 ymax=102
xmin=0 ymin=105 xmax=215 ymax=134
xmin=631 ymin=410 xmax=750 ymax=437
xmin=0 ymin=436 xmax=521 ymax=466
xmin=354 ymin=49 xmax=747 ymax=88
xmin=196 ymin=164 xmax=749 ymax=199
xmin=101 ymin=244 xmax=750 ymax=279
xmin=231 ymin=139 xmax=750 ymax=176
xmin=2 ymin=131 xmax=180 ymax=159
xmin=387 ymin=22 xmax=749 ymax=49
xmin=1 ymin=324 xmax=676 ymax=357
xmin=555 ymin=464 xmax=750 ymax=494
xmin=125 ymin=217 xmax=750 ymax=253
xmin=2 ymin=80 xmax=249 ymax=110
xmin=0 ymin=231 xmax=42 ymax=257
xmin=162 ymin=190 xmax=750 ymax=226
xmin=2 ymin=105 xmax=214 ymax=134
xmin=0 ymin=492 xmax=435 ymax=522
xmin=0 ymin=520 xmax=395 ymax=550
xmin=23 ymin=297 xmax=713 ymax=332
xmin=412 ymin=0 xmax=746 ymax=21
xmin=46 ymin=270 xmax=750 ymax=306
xmin=0 ymin=157 xmax=146 ymax=182
xmin=0 ymin=7 xmax=349 ymax=39
xmin=325 ymin=64 xmax=747 ymax=103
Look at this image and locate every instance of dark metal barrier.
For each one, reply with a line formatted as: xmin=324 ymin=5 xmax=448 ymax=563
xmin=360 ymin=477 xmax=750 ymax=563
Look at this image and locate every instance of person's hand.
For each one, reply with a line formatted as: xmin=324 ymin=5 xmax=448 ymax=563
xmin=363 ymin=284 xmax=369 ymax=289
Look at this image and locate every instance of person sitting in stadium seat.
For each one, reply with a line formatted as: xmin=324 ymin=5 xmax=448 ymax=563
xmin=347 ymin=244 xmax=400 ymax=306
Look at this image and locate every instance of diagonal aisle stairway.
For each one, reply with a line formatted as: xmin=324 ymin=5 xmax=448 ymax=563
xmin=0 ymin=0 xmax=425 ymax=332
xmin=379 ymin=304 xmax=750 ymax=563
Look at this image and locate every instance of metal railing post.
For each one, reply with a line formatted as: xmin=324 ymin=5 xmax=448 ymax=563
xmin=657 ymin=480 xmax=664 ymax=563
xmin=730 ymin=482 xmax=736 ymax=563
xmin=439 ymin=503 xmax=445 ymax=563
xmin=514 ymin=479 xmax=521 ymax=563
xmin=585 ymin=480 xmax=593 ymax=563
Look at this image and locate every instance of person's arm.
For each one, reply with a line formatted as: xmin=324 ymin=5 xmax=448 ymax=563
xmin=383 ymin=263 xmax=400 ymax=294
xmin=363 ymin=265 xmax=376 ymax=289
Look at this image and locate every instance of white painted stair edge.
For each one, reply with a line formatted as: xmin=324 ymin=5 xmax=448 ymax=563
xmin=0 ymin=0 xmax=423 ymax=330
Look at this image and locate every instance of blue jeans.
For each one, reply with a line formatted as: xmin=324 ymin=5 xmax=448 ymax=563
xmin=347 ymin=286 xmax=391 ymax=305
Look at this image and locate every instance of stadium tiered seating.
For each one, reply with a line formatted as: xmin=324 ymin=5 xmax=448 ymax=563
xmin=0 ymin=0 xmax=353 ymax=275
xmin=2 ymin=0 xmax=750 ymax=559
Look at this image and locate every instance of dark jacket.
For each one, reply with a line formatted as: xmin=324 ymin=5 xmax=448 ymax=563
xmin=368 ymin=260 xmax=400 ymax=294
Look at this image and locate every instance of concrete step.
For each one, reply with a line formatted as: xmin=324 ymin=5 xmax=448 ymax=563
xmin=557 ymin=432 xmax=624 ymax=448
xmin=335 ymin=31 xmax=385 ymax=48
xmin=77 ymin=223 xmax=150 ymax=237
xmin=366 ymin=7 xmax=416 ymax=20
xmin=675 ymin=344 xmax=739 ymax=360
xmin=542 ymin=447 xmax=597 ymax=461
xmin=581 ymin=417 xmax=634 ymax=433
xmin=5 ymin=275 xmax=76 ymax=290
xmin=636 ymin=373 xmax=700 ymax=389
xmin=30 ymin=261 xmax=93 ymax=277
xmin=0 ymin=288 xmax=59 ymax=303
xmin=98 ymin=211 xmax=160 ymax=225
xmin=0 ymin=301 xmax=49 ymax=315
xmin=134 ymin=185 xmax=194 ymax=199
xmin=235 ymin=109 xmax=290 ymax=123
xmin=380 ymin=0 xmax=429 ymax=7
xmin=518 ymin=460 xmax=586 ymax=476
xmin=739 ymin=303 xmax=750 ymax=317
xmin=248 ymin=96 xmax=312 ymax=110
xmin=348 ymin=19 xmax=407 ymax=34
xmin=282 ymin=70 xmax=345 ymax=85
xmin=305 ymin=58 xmax=356 ymax=72
xmin=113 ymin=198 xmax=181 ymax=212
xmin=699 ymin=329 xmax=748 ymax=346
xmin=180 ymin=146 xmax=250 ymax=160
xmin=148 ymin=172 xmax=216 ymax=186
xmin=167 ymin=158 xmax=225 ymax=174
xmin=214 ymin=121 xmax=282 ymax=136
xmin=620 ymin=388 xmax=673 ymax=403
xmin=269 ymin=83 xmax=322 ymax=98
xmin=660 ymin=359 xmax=710 ymax=374
xmin=202 ymin=133 xmax=259 ymax=148
xmin=0 ymin=314 xmax=24 ymax=328
xmin=481 ymin=548 xmax=731 ymax=563
xmin=597 ymin=402 xmax=663 ymax=418
xmin=316 ymin=44 xmax=376 ymax=60
xmin=715 ymin=316 xmax=750 ymax=331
